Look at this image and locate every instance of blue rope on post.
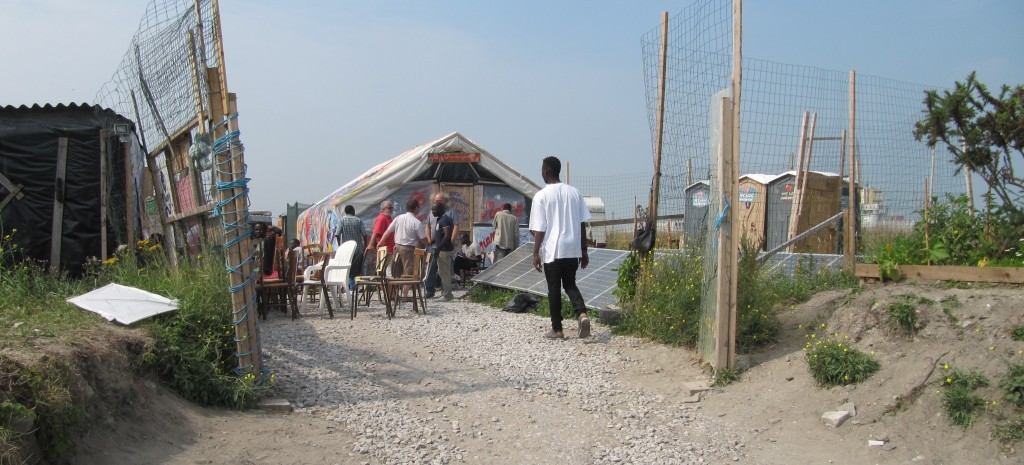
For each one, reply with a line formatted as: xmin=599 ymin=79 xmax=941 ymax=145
xmin=212 ymin=114 xmax=270 ymax=380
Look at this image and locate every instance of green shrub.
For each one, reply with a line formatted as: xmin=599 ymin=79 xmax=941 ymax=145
xmin=613 ymin=252 xmax=641 ymax=303
xmin=617 ymin=250 xmax=703 ymax=347
xmin=1011 ymin=325 xmax=1024 ymax=342
xmin=941 ymin=367 xmax=990 ymax=428
xmin=866 ymin=194 xmax=1024 ymax=273
xmin=804 ymin=332 xmax=880 ymax=387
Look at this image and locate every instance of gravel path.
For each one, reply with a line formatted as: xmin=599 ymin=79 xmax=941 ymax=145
xmin=260 ymin=289 xmax=755 ymax=465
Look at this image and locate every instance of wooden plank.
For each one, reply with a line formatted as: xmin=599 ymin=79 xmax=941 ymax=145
xmin=845 ymin=70 xmax=857 ymax=270
xmin=100 ymin=133 xmax=107 ymax=260
xmin=714 ymin=95 xmax=735 ymax=370
xmin=727 ymin=0 xmax=742 ymax=369
xmin=124 ymin=137 xmax=138 ymax=254
xmin=647 ymin=11 xmax=669 ymax=254
xmin=855 ymin=264 xmax=1024 ymax=284
xmin=51 ymin=137 xmax=68 ymax=273
xmin=132 ymin=90 xmax=178 ymax=267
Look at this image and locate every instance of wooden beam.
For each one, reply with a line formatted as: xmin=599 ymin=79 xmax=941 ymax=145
xmin=213 ymin=0 xmax=261 ymax=376
xmin=647 ymin=11 xmax=669 ymax=254
xmin=100 ymin=133 xmax=108 ymax=261
xmin=124 ymin=137 xmax=138 ymax=255
xmin=132 ymin=90 xmax=178 ymax=267
xmin=855 ymin=264 xmax=1024 ymax=284
xmin=51 ymin=137 xmax=68 ymax=273
xmin=845 ymin=70 xmax=857 ymax=270
xmin=714 ymin=95 xmax=735 ymax=370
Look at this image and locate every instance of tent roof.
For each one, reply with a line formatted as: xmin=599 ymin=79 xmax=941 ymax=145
xmin=307 ymin=131 xmax=541 ymax=216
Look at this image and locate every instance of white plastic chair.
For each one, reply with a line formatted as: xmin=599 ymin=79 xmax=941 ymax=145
xmin=321 ymin=240 xmax=357 ymax=309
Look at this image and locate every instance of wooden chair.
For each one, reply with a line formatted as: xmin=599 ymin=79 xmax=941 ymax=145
xmin=351 ymin=247 xmax=392 ymax=319
xmin=386 ymin=248 xmax=427 ymax=316
xmin=256 ymin=248 xmax=297 ymax=320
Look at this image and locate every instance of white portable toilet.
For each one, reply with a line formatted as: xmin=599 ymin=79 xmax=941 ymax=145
xmin=583 ymin=196 xmax=607 ymax=246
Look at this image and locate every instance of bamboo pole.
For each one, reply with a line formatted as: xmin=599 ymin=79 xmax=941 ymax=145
xmin=211 ymin=0 xmax=261 ymax=376
xmin=844 ymin=70 xmax=857 ymax=270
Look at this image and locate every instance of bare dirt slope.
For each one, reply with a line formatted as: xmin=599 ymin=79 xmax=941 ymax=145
xmin=61 ymin=281 xmax=1024 ymax=464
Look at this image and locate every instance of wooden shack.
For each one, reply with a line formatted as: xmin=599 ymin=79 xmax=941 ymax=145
xmin=765 ymin=171 xmax=842 ymax=254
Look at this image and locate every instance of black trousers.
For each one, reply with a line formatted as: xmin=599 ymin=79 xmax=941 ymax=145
xmin=542 ymin=257 xmax=587 ymax=332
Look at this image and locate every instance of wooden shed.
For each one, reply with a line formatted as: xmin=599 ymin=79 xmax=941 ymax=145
xmin=765 ymin=171 xmax=842 ymax=254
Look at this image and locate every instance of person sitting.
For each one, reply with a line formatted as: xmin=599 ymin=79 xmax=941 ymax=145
xmin=454 ymin=232 xmax=484 ymax=283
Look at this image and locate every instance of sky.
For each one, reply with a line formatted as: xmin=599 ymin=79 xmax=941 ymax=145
xmin=2 ymin=0 xmax=1022 ymax=217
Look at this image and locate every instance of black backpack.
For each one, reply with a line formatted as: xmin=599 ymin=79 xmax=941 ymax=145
xmin=503 ymin=293 xmax=539 ymax=313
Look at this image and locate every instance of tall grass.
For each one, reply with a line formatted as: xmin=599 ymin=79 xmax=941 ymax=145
xmin=1 ymin=233 xmax=266 ymax=462
xmin=617 ymin=241 xmax=856 ymax=352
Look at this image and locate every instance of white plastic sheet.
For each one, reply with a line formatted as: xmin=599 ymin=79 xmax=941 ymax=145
xmin=67 ymin=283 xmax=179 ymax=325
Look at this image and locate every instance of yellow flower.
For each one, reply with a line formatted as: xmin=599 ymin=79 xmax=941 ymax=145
xmin=943 ymin=363 xmax=949 ymax=370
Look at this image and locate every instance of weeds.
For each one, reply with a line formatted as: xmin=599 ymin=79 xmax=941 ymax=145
xmin=888 ymin=297 xmax=920 ymax=335
xmin=1001 ymin=362 xmax=1024 ymax=408
xmin=804 ymin=331 xmax=880 ymax=387
xmin=940 ymin=295 xmax=962 ymax=324
xmin=1011 ymin=325 xmax=1024 ymax=342
xmin=713 ymin=367 xmax=741 ymax=387
xmin=940 ymin=366 xmax=990 ymax=428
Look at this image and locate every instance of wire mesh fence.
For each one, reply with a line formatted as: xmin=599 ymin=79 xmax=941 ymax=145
xmin=93 ymin=0 xmax=262 ymax=376
xmin=636 ymin=0 xmax=962 ymax=259
xmin=95 ymin=0 xmax=227 ymax=252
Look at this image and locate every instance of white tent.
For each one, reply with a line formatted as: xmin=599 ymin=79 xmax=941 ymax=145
xmin=297 ymin=132 xmax=541 ymax=249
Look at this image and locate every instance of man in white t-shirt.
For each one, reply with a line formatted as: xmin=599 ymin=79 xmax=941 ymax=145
xmin=378 ymin=198 xmax=426 ymax=281
xmin=529 ymin=156 xmax=591 ymax=339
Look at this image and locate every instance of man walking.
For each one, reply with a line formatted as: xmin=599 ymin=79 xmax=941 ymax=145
xmin=337 ymin=204 xmax=367 ymax=288
xmin=491 ymin=202 xmax=519 ymax=263
xmin=529 ymin=156 xmax=591 ymax=339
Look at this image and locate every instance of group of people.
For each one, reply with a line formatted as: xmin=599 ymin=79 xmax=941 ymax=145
xmin=339 ymin=193 xmax=485 ymax=303
xmin=292 ymin=156 xmax=591 ymax=339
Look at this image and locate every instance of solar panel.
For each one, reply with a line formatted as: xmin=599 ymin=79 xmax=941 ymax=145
xmin=474 ymin=246 xmax=850 ymax=311
xmin=473 ymin=243 xmax=629 ymax=310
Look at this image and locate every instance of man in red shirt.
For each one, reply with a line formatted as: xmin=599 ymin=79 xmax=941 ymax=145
xmin=365 ymin=200 xmax=396 ymax=273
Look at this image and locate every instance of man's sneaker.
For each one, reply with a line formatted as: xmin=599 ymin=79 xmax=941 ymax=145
xmin=578 ymin=315 xmax=591 ymax=339
xmin=441 ymin=294 xmax=454 ymax=302
xmin=544 ymin=330 xmax=564 ymax=339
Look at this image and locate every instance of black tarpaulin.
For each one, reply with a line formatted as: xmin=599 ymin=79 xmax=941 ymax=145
xmin=0 ymin=103 xmax=136 ymax=276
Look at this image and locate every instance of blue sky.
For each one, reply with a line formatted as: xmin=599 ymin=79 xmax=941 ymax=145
xmin=2 ymin=0 xmax=1021 ymax=216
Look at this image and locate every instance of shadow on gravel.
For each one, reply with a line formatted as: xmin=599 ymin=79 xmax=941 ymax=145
xmin=258 ymin=310 xmax=506 ymax=406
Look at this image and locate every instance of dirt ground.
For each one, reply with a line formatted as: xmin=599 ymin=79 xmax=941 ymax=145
xmin=50 ymin=281 xmax=1024 ymax=464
